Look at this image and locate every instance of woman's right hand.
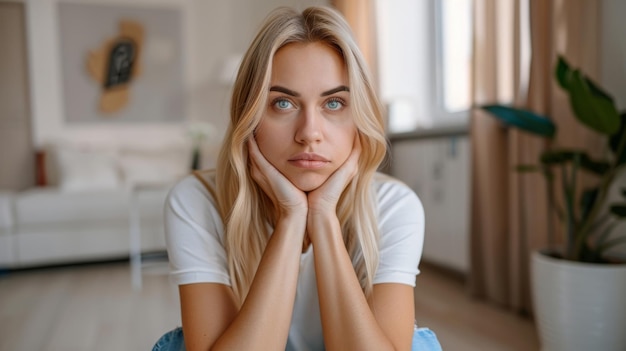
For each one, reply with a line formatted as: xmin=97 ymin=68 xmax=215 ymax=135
xmin=248 ymin=136 xmax=308 ymax=218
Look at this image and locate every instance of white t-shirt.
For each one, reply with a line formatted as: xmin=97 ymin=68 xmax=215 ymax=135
xmin=165 ymin=171 xmax=425 ymax=351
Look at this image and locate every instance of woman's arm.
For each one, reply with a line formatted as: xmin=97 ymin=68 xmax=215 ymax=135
xmin=308 ymin=214 xmax=415 ymax=351
xmin=306 ymin=140 xmax=415 ymax=350
xmin=180 ymin=211 xmax=307 ymax=351
xmin=180 ymin=139 xmax=309 ymax=351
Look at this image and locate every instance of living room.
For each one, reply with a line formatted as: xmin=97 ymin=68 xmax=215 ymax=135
xmin=1 ymin=0 xmax=625 ymax=350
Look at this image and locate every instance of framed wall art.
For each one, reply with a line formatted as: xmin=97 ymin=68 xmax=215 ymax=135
xmin=58 ymin=2 xmax=185 ymax=124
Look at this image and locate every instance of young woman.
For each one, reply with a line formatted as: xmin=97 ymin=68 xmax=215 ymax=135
xmin=154 ymin=6 xmax=441 ymax=351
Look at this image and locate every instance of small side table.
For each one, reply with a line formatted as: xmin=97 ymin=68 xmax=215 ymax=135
xmin=128 ymin=182 xmax=172 ymax=290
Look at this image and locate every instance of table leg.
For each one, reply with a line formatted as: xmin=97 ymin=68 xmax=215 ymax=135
xmin=129 ymin=191 xmax=142 ymax=290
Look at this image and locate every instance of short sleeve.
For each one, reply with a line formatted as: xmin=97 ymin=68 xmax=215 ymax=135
xmin=373 ymin=175 xmax=425 ymax=287
xmin=164 ymin=175 xmax=231 ymax=286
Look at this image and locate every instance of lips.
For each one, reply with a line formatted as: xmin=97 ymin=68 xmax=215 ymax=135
xmin=288 ymin=152 xmax=330 ymax=169
xmin=289 ymin=153 xmax=329 ymax=162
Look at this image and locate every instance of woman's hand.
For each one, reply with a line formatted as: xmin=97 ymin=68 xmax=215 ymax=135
xmin=307 ymin=135 xmax=361 ymax=217
xmin=248 ymin=136 xmax=308 ymax=218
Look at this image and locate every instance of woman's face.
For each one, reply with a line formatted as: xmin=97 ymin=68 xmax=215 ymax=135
xmin=254 ymin=42 xmax=356 ymax=192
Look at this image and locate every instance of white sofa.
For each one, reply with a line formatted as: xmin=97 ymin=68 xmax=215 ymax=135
xmin=0 ymin=140 xmax=191 ymax=269
xmin=0 ymin=187 xmax=173 ymax=268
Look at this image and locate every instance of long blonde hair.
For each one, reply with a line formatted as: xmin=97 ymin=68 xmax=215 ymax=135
xmin=215 ymin=6 xmax=387 ymax=305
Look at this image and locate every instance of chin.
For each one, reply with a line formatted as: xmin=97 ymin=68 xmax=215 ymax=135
xmin=290 ymin=174 xmax=327 ymax=192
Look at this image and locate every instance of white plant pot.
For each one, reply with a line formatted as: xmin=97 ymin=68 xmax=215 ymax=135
xmin=531 ymin=250 xmax=626 ymax=351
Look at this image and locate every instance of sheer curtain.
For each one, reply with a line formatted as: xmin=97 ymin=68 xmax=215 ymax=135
xmin=469 ymin=0 xmax=601 ymax=313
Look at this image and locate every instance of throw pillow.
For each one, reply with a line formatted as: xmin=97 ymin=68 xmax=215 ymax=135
xmin=118 ymin=146 xmax=189 ymax=188
xmin=55 ymin=144 xmax=121 ymax=192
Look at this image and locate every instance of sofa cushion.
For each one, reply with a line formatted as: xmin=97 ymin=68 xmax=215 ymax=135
xmin=118 ymin=146 xmax=190 ymax=188
xmin=14 ymin=188 xmax=129 ymax=228
xmin=42 ymin=141 xmax=190 ymax=191
xmin=56 ymin=144 xmax=121 ymax=192
xmin=0 ymin=193 xmax=16 ymax=266
xmin=0 ymin=235 xmax=15 ymax=266
xmin=16 ymin=229 xmax=130 ymax=266
xmin=0 ymin=192 xmax=14 ymax=234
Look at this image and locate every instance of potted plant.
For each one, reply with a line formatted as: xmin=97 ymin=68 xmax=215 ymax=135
xmin=187 ymin=121 xmax=215 ymax=170
xmin=481 ymin=55 xmax=626 ymax=351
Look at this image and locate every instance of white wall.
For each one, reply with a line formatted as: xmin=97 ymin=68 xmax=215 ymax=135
xmin=601 ymin=0 xmax=626 ymax=111
xmin=24 ymin=0 xmax=327 ymax=166
xmin=602 ymin=0 xmax=626 ymax=253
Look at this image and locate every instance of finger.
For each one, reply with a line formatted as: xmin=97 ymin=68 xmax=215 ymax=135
xmin=247 ymin=137 xmax=276 ymax=200
xmin=247 ymin=138 xmax=263 ymax=179
xmin=249 ymin=137 xmax=285 ymax=185
xmin=312 ymin=136 xmax=361 ymax=202
xmin=248 ymin=136 xmax=305 ymax=210
xmin=247 ymin=136 xmax=262 ymax=168
xmin=347 ymin=135 xmax=361 ymax=168
xmin=248 ymin=137 xmax=272 ymax=182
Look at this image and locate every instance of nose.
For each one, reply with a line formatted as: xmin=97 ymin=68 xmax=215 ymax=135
xmin=295 ymin=106 xmax=323 ymax=144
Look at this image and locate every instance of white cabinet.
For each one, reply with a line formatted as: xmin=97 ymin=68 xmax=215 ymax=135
xmin=390 ymin=135 xmax=470 ymax=273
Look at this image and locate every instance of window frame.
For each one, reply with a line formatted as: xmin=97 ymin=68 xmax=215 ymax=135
xmin=376 ymin=0 xmax=473 ymax=137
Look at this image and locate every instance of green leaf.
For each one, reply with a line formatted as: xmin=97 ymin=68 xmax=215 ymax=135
xmin=542 ymin=166 xmax=555 ymax=182
xmin=580 ymin=187 xmax=599 ymax=223
xmin=556 ymin=55 xmax=615 ymax=103
xmin=540 ymin=150 xmax=610 ymax=175
xmin=580 ymin=157 xmax=611 ymax=176
xmin=597 ymin=236 xmax=626 ymax=256
xmin=540 ymin=150 xmax=572 ymax=164
xmin=610 ymin=204 xmax=626 ymax=217
xmin=567 ymin=70 xmax=620 ymax=135
xmin=594 ymin=220 xmax=616 ymax=247
xmin=590 ymin=220 xmax=617 ymax=261
xmin=609 ymin=112 xmax=626 ymax=165
xmin=585 ymin=76 xmax=615 ymax=103
xmin=555 ymin=56 xmax=571 ymax=90
xmin=515 ymin=164 xmax=540 ymax=173
xmin=482 ymin=105 xmax=556 ymax=138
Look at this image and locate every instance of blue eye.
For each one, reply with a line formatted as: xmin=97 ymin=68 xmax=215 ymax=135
xmin=326 ymin=98 xmax=344 ymax=111
xmin=274 ymin=99 xmax=293 ymax=110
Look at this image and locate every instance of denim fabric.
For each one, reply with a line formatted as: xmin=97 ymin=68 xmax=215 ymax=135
xmin=152 ymin=327 xmax=185 ymax=351
xmin=412 ymin=327 xmax=443 ymax=351
xmin=152 ymin=326 xmax=443 ymax=350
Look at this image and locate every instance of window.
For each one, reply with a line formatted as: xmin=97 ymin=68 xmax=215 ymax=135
xmin=375 ymin=0 xmax=473 ymax=134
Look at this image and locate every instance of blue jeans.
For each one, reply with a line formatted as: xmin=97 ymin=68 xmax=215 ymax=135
xmin=152 ymin=326 xmax=442 ymax=350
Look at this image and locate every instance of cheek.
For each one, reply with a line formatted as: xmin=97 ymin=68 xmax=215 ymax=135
xmin=334 ymin=126 xmax=357 ymax=160
xmin=254 ymin=118 xmax=274 ymax=146
xmin=254 ymin=138 xmax=271 ymax=160
xmin=338 ymin=139 xmax=353 ymax=162
xmin=254 ymin=122 xmax=282 ymax=162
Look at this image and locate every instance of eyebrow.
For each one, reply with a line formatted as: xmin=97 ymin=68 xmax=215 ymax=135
xmin=269 ymin=85 xmax=350 ymax=97
xmin=321 ymin=85 xmax=350 ymax=96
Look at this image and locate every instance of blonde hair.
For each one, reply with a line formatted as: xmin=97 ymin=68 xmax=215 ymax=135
xmin=215 ymin=6 xmax=387 ymax=305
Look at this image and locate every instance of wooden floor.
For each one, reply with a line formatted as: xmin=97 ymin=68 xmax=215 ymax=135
xmin=0 ymin=258 xmax=539 ymax=351
xmin=414 ymin=264 xmax=539 ymax=350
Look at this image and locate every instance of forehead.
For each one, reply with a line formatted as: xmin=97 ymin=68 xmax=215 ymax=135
xmin=270 ymin=42 xmax=348 ymax=86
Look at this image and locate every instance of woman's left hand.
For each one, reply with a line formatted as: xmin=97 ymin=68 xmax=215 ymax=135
xmin=307 ymin=135 xmax=361 ymax=217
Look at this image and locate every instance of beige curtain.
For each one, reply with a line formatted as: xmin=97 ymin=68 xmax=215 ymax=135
xmin=469 ymin=0 xmax=601 ymax=313
xmin=330 ymin=0 xmax=378 ymax=83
